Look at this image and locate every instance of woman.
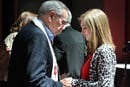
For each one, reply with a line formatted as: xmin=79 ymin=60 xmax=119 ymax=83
xmin=71 ymin=9 xmax=117 ymax=87
xmin=0 ymin=11 xmax=37 ymax=82
xmin=5 ymin=11 xmax=37 ymax=54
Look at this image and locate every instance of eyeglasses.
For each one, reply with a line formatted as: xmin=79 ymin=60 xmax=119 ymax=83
xmin=56 ymin=14 xmax=69 ymax=25
xmin=61 ymin=19 xmax=69 ymax=25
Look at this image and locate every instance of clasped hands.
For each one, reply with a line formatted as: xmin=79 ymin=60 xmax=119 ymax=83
xmin=60 ymin=77 xmax=73 ymax=87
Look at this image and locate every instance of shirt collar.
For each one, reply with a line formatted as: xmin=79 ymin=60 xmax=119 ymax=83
xmin=63 ymin=23 xmax=70 ymax=30
xmin=38 ymin=18 xmax=54 ymax=42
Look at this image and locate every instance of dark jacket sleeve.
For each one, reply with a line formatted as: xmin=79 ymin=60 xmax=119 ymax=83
xmin=26 ymin=31 xmax=62 ymax=87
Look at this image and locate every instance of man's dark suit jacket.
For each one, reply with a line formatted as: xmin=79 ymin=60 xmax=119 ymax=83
xmin=7 ymin=21 xmax=62 ymax=87
xmin=53 ymin=26 xmax=86 ymax=78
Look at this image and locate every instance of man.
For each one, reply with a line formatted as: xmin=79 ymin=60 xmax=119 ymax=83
xmin=7 ymin=0 xmax=71 ymax=87
xmin=53 ymin=9 xmax=86 ymax=79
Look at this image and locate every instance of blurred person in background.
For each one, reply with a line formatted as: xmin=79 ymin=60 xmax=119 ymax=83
xmin=0 ymin=11 xmax=37 ymax=86
xmin=53 ymin=9 xmax=86 ymax=79
xmin=5 ymin=11 xmax=37 ymax=55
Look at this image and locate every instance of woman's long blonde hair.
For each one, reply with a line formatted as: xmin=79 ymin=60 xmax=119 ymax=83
xmin=79 ymin=9 xmax=115 ymax=53
xmin=10 ymin=11 xmax=37 ymax=32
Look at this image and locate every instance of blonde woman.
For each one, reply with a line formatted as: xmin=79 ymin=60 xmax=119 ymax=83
xmin=71 ymin=9 xmax=117 ymax=87
xmin=5 ymin=11 xmax=37 ymax=54
xmin=0 ymin=11 xmax=37 ymax=82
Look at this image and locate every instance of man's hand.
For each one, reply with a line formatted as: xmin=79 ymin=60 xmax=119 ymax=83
xmin=60 ymin=77 xmax=72 ymax=87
